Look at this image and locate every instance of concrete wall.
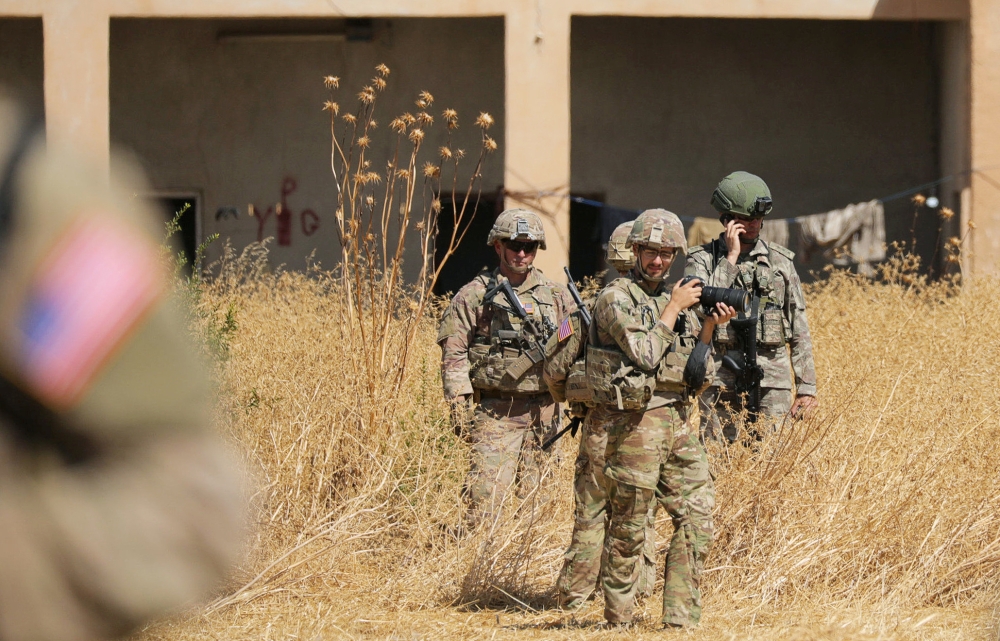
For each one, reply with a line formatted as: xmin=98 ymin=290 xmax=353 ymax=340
xmin=0 ymin=18 xmax=43 ymax=113
xmin=109 ymin=17 xmax=505 ymax=274
xmin=571 ymin=17 xmax=941 ymax=272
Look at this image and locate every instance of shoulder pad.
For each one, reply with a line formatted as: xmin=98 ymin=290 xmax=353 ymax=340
xmin=768 ymin=243 xmax=795 ymax=261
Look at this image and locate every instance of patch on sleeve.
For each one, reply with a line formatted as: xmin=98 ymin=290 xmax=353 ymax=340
xmin=523 ymin=302 xmax=534 ymax=315
xmin=17 ymin=216 xmax=164 ymax=408
xmin=557 ymin=316 xmax=574 ymax=342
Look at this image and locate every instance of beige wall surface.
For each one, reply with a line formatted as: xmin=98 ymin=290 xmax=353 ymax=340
xmin=109 ymin=17 xmax=505 ymax=275
xmin=571 ymin=17 xmax=943 ymax=272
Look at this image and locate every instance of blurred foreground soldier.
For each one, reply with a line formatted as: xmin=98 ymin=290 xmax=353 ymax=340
xmin=437 ymin=208 xmax=574 ymax=525
xmin=685 ymin=171 xmax=817 ymax=441
xmin=0 ymin=99 xmax=244 ymax=641
xmin=588 ymin=209 xmax=735 ymax=627
xmin=554 ymin=220 xmax=659 ymax=610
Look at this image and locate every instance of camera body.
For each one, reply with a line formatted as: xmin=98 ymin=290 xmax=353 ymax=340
xmin=679 ymin=275 xmax=751 ymax=314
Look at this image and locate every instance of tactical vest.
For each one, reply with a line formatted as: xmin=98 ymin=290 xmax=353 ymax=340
xmin=706 ymin=239 xmax=789 ymax=348
xmin=586 ymin=279 xmax=696 ymax=411
xmin=468 ymin=272 xmax=557 ymax=394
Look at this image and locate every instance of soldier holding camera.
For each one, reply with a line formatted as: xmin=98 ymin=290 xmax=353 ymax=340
xmin=584 ymin=209 xmax=736 ymax=627
xmin=686 ymin=171 xmax=818 ymax=441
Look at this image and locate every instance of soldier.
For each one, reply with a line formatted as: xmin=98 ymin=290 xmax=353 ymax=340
xmin=553 ymin=220 xmax=659 ymax=611
xmin=685 ymin=171 xmax=818 ymax=441
xmin=589 ymin=209 xmax=735 ymax=627
xmin=0 ymin=98 xmax=244 ymax=640
xmin=437 ymin=208 xmax=574 ymax=525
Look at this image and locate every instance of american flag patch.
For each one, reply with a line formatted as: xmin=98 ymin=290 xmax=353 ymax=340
xmin=523 ymin=302 xmax=534 ymax=314
xmin=17 ymin=216 xmax=164 ymax=408
xmin=557 ymin=317 xmax=574 ymax=342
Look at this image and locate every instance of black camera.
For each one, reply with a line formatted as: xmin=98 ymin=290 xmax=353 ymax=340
xmin=680 ymin=275 xmax=751 ymax=314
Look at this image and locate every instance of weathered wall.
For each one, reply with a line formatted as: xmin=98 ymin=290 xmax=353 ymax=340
xmin=571 ymin=17 xmax=941 ymax=271
xmin=110 ymin=17 xmax=505 ymax=274
xmin=0 ymin=18 xmax=43 ymax=112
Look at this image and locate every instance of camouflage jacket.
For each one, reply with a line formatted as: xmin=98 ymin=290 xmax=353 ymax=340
xmin=592 ymin=272 xmax=706 ymax=408
xmin=685 ymin=236 xmax=817 ymax=396
xmin=437 ymin=267 xmax=574 ymax=399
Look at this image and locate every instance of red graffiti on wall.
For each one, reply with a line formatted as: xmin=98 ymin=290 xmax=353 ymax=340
xmin=252 ymin=176 xmax=320 ymax=245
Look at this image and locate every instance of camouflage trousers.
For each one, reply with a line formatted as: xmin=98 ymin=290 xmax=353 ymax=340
xmin=698 ymin=385 xmax=794 ymax=442
xmin=556 ymin=408 xmax=657 ymax=610
xmin=465 ymin=392 xmax=558 ymax=525
xmin=602 ymin=402 xmax=715 ymax=627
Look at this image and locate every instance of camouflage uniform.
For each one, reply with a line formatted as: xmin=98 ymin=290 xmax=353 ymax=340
xmin=438 ymin=263 xmax=573 ymax=524
xmin=686 ymin=235 xmax=817 ymax=440
xmin=587 ymin=210 xmax=715 ymax=627
xmin=0 ymin=99 xmax=243 ymax=640
xmin=592 ymin=273 xmax=715 ymax=626
xmin=553 ymin=220 xmax=658 ymax=611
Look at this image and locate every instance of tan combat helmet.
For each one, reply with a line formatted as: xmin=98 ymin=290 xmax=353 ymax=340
xmin=486 ymin=208 xmax=547 ymax=249
xmin=606 ymin=221 xmax=636 ymax=273
xmin=628 ymin=208 xmax=687 ymax=282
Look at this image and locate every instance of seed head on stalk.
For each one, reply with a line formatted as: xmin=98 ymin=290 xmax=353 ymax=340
xmin=475 ymin=112 xmax=494 ymax=129
xmin=323 ymin=75 xmax=340 ymax=89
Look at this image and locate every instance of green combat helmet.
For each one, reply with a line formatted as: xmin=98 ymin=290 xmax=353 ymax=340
xmin=606 ymin=221 xmax=636 ymax=273
xmin=486 ymin=208 xmax=547 ymax=249
xmin=711 ymin=171 xmax=774 ymax=218
xmin=628 ymin=209 xmax=687 ymax=282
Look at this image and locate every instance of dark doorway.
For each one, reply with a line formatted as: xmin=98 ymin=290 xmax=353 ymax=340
xmin=569 ymin=196 xmax=602 ymax=280
xmin=155 ymin=194 xmax=199 ymax=275
xmin=433 ymin=192 xmax=502 ymax=296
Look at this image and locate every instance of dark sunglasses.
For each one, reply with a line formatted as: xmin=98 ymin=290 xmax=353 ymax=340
xmin=505 ymin=240 xmax=539 ymax=253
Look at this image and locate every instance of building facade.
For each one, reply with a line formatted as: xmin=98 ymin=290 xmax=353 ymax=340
xmin=0 ymin=0 xmax=993 ymax=283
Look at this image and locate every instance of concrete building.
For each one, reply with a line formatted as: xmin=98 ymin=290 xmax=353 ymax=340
xmin=0 ymin=0 xmax=995 ymax=287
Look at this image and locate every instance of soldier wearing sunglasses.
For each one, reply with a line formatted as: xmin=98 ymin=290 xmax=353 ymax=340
xmin=437 ymin=208 xmax=574 ymax=526
xmin=685 ymin=171 xmax=818 ymax=442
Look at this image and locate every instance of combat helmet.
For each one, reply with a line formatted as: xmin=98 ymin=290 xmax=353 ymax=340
xmin=628 ymin=209 xmax=686 ymax=282
xmin=486 ymin=208 xmax=546 ymax=249
xmin=711 ymin=171 xmax=773 ymax=218
xmin=606 ymin=221 xmax=636 ymax=273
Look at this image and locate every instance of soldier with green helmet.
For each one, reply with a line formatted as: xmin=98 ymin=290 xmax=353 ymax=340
xmin=553 ymin=218 xmax=659 ymax=612
xmin=0 ymin=97 xmax=244 ymax=640
xmin=586 ymin=209 xmax=736 ymax=627
xmin=437 ymin=208 xmax=575 ymax=525
xmin=685 ymin=171 xmax=818 ymax=441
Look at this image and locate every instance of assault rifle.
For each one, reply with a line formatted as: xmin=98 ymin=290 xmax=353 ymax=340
xmin=484 ymin=277 xmax=556 ymax=382
xmin=563 ymin=266 xmax=592 ymax=326
xmin=542 ymin=412 xmax=582 ymax=451
xmin=720 ymin=295 xmax=764 ymax=422
xmin=541 ymin=267 xmax=591 ymax=451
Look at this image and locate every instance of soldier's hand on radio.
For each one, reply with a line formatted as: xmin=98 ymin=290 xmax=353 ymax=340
xmin=724 ymin=218 xmax=745 ymax=263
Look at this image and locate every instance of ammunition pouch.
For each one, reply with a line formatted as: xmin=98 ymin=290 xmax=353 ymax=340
xmin=564 ymin=357 xmax=593 ymax=405
xmin=586 ymin=346 xmax=654 ymax=411
xmin=758 ymin=302 xmax=785 ymax=347
xmin=469 ymin=342 xmax=544 ymax=393
xmin=654 ymin=334 xmax=696 ymax=392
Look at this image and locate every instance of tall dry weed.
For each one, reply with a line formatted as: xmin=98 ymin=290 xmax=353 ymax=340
xmin=138 ymin=242 xmax=1000 ymax=640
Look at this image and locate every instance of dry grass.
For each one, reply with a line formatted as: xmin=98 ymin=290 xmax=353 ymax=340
xmin=130 ymin=247 xmax=1000 ymax=641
